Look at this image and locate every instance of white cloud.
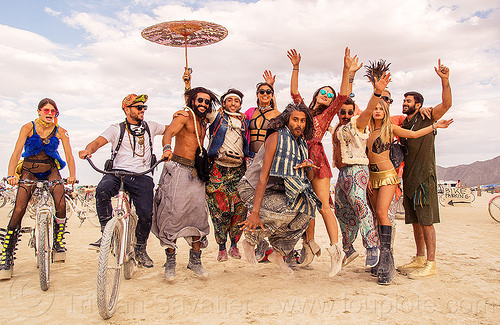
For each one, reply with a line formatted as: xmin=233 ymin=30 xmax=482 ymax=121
xmin=0 ymin=0 xmax=499 ymax=183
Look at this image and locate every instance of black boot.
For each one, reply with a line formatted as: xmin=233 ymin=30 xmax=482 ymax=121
xmin=377 ymin=225 xmax=395 ymax=285
xmin=53 ymin=218 xmax=67 ymax=262
xmin=134 ymin=243 xmax=154 ymax=268
xmin=89 ymin=226 xmax=105 ymax=250
xmin=163 ymin=249 xmax=176 ymax=281
xmin=187 ymin=249 xmax=208 ymax=277
xmin=0 ymin=227 xmax=21 ymax=280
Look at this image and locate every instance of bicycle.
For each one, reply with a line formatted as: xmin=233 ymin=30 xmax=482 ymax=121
xmin=85 ymin=157 xmax=164 ymax=319
xmin=64 ymin=188 xmax=100 ymax=227
xmin=488 ymin=194 xmax=500 ymax=223
xmin=17 ymin=178 xmax=74 ymax=291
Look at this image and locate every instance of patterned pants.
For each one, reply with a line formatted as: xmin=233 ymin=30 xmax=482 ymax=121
xmin=335 ymin=165 xmax=378 ymax=250
xmin=206 ymin=163 xmax=247 ymax=246
xmin=237 ymin=179 xmax=311 ymax=257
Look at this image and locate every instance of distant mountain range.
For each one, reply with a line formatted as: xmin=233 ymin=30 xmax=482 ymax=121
xmin=437 ymin=155 xmax=500 ymax=187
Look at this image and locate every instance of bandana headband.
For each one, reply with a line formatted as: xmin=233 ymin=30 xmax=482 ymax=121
xmin=122 ymin=94 xmax=148 ymax=109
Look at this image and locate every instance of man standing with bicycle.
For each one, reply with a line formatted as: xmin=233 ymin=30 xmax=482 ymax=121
xmin=79 ymin=94 xmax=167 ymax=268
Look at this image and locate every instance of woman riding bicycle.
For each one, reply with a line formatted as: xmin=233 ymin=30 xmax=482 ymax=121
xmin=0 ymin=98 xmax=76 ymax=279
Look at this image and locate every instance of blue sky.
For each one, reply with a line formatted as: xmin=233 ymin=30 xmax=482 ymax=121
xmin=1 ymin=0 xmax=499 ymax=184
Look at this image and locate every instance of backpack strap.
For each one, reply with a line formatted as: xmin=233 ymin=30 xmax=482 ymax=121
xmin=142 ymin=121 xmax=153 ymax=158
xmin=109 ymin=121 xmax=126 ymax=162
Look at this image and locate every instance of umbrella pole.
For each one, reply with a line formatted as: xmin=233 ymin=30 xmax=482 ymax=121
xmin=184 ymin=35 xmax=188 ymax=69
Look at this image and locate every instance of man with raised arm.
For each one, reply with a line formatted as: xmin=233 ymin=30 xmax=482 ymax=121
xmin=153 ymin=87 xmax=220 ymax=280
xmin=79 ymin=94 xmax=167 ymax=268
xmin=398 ymin=60 xmax=452 ymax=278
xmin=238 ymin=103 xmax=321 ymax=274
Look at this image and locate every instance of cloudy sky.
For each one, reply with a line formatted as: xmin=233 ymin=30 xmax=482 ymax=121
xmin=1 ymin=0 xmax=499 ymax=184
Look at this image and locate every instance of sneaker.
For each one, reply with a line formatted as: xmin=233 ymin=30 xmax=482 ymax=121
xmin=366 ymin=247 xmax=380 ymax=268
xmin=397 ymin=255 xmax=426 ymax=271
xmin=408 ymin=260 xmax=437 ymax=279
xmin=342 ymin=245 xmax=359 ymax=267
xmin=228 ymin=247 xmax=241 ymax=259
xmin=217 ymin=249 xmax=228 ymax=262
xmin=255 ymin=240 xmax=269 ymax=262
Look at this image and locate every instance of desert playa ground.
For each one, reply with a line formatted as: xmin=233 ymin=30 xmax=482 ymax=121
xmin=0 ymin=192 xmax=499 ymax=325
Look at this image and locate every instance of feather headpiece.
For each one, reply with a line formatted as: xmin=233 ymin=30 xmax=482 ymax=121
xmin=364 ymin=60 xmax=391 ymax=87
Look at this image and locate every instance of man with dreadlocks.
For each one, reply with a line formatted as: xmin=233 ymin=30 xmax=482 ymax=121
xmin=238 ymin=103 xmax=321 ymax=274
xmin=153 ymin=87 xmax=220 ymax=280
xmin=80 ymin=94 xmax=167 ymax=268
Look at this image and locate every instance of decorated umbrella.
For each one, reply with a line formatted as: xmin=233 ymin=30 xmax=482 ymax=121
xmin=141 ymin=20 xmax=228 ymax=72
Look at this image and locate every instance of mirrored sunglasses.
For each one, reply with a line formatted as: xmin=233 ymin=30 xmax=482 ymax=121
xmin=320 ymin=89 xmax=334 ymax=98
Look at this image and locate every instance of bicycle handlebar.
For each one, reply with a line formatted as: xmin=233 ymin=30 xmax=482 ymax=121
xmin=85 ymin=157 xmax=166 ymax=177
xmin=18 ymin=178 xmax=79 ymax=186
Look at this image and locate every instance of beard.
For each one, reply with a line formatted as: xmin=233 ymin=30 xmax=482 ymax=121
xmin=403 ymin=103 xmax=417 ymax=115
xmin=193 ymin=104 xmax=208 ymax=118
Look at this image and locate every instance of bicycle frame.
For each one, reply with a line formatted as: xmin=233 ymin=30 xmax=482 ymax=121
xmin=113 ymin=182 xmax=132 ymax=267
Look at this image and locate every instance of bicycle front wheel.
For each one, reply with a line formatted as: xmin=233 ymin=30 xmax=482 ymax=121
xmin=488 ymin=195 xmax=500 ymax=223
xmin=37 ymin=213 xmax=51 ymax=291
xmin=97 ymin=217 xmax=122 ymax=320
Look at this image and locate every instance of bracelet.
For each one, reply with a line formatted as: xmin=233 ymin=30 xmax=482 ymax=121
xmin=373 ymin=92 xmax=381 ymax=97
xmin=432 ymin=122 xmax=436 ymax=130
xmin=348 ymin=76 xmax=355 ymax=83
xmin=6 ymin=176 xmax=14 ymax=180
xmin=293 ymin=68 xmax=299 ymax=71
xmin=163 ymin=144 xmax=172 ymax=152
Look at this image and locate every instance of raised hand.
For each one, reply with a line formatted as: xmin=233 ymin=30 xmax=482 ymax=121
xmin=263 ymin=70 xmax=276 ymax=86
xmin=344 ymin=47 xmax=362 ymax=73
xmin=287 ymin=49 xmax=301 ymax=68
xmin=374 ymin=72 xmax=391 ymax=94
xmin=434 ymin=118 xmax=454 ymax=129
xmin=434 ymin=59 xmax=449 ymax=80
xmin=349 ymin=54 xmax=363 ymax=75
xmin=182 ymin=68 xmax=191 ymax=83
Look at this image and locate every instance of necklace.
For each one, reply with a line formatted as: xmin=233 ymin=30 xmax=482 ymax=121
xmin=258 ymin=105 xmax=272 ymax=112
xmin=36 ymin=118 xmax=52 ymax=128
xmin=126 ymin=125 xmax=145 ymax=159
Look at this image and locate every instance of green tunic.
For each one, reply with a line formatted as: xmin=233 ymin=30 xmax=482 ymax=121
xmin=401 ymin=111 xmax=440 ymax=224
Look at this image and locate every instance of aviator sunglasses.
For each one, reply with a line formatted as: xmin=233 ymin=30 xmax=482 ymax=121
xmin=258 ymin=89 xmax=273 ymax=95
xmin=128 ymin=104 xmax=148 ymax=111
xmin=40 ymin=108 xmax=59 ymax=116
xmin=320 ymin=89 xmax=334 ymax=98
xmin=196 ymin=98 xmax=211 ymax=105
xmin=381 ymin=96 xmax=393 ymax=104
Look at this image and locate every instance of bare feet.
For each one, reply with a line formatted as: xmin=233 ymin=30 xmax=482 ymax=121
xmin=268 ymin=251 xmax=294 ymax=274
xmin=242 ymin=239 xmax=257 ymax=264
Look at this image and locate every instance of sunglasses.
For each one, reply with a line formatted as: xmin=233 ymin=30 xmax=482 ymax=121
xmin=320 ymin=89 xmax=334 ymax=98
xmin=258 ymin=89 xmax=273 ymax=95
xmin=196 ymin=98 xmax=211 ymax=105
xmin=128 ymin=104 xmax=148 ymax=111
xmin=40 ymin=108 xmax=59 ymax=116
xmin=381 ymin=96 xmax=393 ymax=104
xmin=340 ymin=109 xmax=354 ymax=116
